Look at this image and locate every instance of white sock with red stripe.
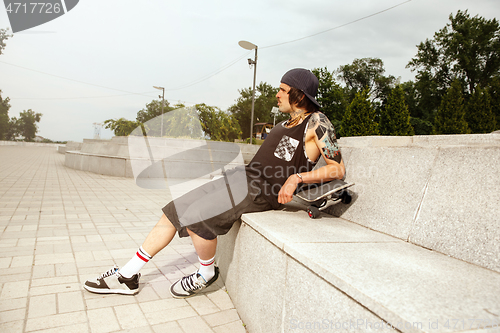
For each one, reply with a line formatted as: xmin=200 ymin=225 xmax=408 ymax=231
xmin=197 ymin=256 xmax=215 ymax=282
xmin=118 ymin=246 xmax=152 ymax=278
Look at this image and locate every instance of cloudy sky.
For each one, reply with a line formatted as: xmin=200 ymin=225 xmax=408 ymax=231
xmin=1 ymin=0 xmax=499 ymax=142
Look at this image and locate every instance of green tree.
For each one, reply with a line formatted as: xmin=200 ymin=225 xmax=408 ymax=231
xmin=160 ymin=106 xmax=203 ymax=139
xmin=103 ymin=118 xmax=141 ymax=136
xmin=129 ymin=105 xmax=203 ymax=138
xmin=17 ymin=109 xmax=42 ymax=141
xmin=400 ymin=81 xmax=419 ymax=118
xmin=466 ymin=86 xmax=496 ymax=133
xmin=408 ymin=10 xmax=500 ymax=97
xmin=1 ymin=29 xmax=13 ymax=140
xmin=0 ymin=27 xmax=12 ymax=55
xmin=488 ymin=76 xmax=500 ymax=131
xmin=136 ymin=99 xmax=174 ymax=124
xmin=196 ymin=103 xmax=241 ymax=142
xmin=433 ymin=80 xmax=469 ymax=134
xmin=413 ymin=72 xmax=443 ymax=124
xmin=0 ymin=90 xmax=11 ymax=140
xmin=6 ymin=117 xmax=19 ymax=140
xmin=312 ymin=67 xmax=347 ymax=130
xmin=400 ymin=81 xmax=433 ymax=135
xmin=337 ymin=58 xmax=396 ymax=105
xmin=228 ymin=82 xmax=284 ymax=138
xmin=341 ymin=90 xmax=379 ymax=137
xmin=410 ymin=118 xmax=433 ymax=136
xmin=380 ymin=85 xmax=414 ymax=136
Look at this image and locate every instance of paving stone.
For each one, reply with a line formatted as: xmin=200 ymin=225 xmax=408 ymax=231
xmin=149 ymin=280 xmax=174 ymax=299
xmin=0 ymin=273 xmax=32 ymax=283
xmin=178 ymin=315 xmax=214 ymax=332
xmin=119 ymin=326 xmax=155 ymax=333
xmin=25 ymin=311 xmax=87 ymax=332
xmin=84 ymin=294 xmax=137 ymax=310
xmin=203 ymin=308 xmax=241 ymax=327
xmin=187 ymin=294 xmax=221 ymax=316
xmin=0 ymin=147 xmax=244 ymax=333
xmin=30 ymin=322 xmax=89 ymax=333
xmin=145 ymin=305 xmax=198 ymax=325
xmin=0 ymin=266 xmax=31 ymax=276
xmin=114 ymin=303 xmax=149 ymax=329
xmin=31 ymin=275 xmax=78 ymax=287
xmin=29 ymin=283 xmax=81 ymax=296
xmin=0 ymin=297 xmax=26 ymax=311
xmin=57 ymin=291 xmax=85 ymax=313
xmin=213 ymin=320 xmax=248 ymax=333
xmin=134 ymin=284 xmax=160 ymax=302
xmin=0 ymin=319 xmax=24 ymax=333
xmin=152 ymin=321 xmax=185 ymax=333
xmin=18 ymin=238 xmax=36 ymax=247
xmin=86 ymin=235 xmax=103 ymax=242
xmin=87 ymin=307 xmax=121 ymax=333
xmin=207 ymin=289 xmax=235 ymax=311
xmin=32 ymin=264 xmax=55 ymax=279
xmin=55 ymin=262 xmax=78 ymax=276
xmin=0 ymin=280 xmax=30 ymax=299
xmin=10 ymin=255 xmax=34 ymax=267
xmin=74 ymin=250 xmax=94 ymax=262
xmin=34 ymin=253 xmax=75 ymax=265
xmin=0 ymin=308 xmax=26 ymax=323
xmin=28 ymin=294 xmax=57 ymax=318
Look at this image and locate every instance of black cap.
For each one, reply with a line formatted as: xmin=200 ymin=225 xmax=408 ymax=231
xmin=280 ymin=68 xmax=320 ymax=108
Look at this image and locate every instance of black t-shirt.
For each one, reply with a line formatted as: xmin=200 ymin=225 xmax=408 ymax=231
xmin=245 ymin=113 xmax=317 ymax=208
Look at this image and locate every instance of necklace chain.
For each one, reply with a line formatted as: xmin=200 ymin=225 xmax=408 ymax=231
xmin=286 ymin=110 xmax=311 ymax=128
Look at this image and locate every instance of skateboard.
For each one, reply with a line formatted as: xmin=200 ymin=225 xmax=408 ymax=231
xmin=295 ymin=179 xmax=354 ymax=218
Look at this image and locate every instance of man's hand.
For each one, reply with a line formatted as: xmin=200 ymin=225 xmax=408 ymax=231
xmin=278 ymin=174 xmax=301 ymax=204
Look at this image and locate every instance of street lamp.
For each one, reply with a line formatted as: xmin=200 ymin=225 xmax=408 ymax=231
xmin=153 ymin=86 xmax=165 ymax=137
xmin=238 ymin=40 xmax=257 ymax=144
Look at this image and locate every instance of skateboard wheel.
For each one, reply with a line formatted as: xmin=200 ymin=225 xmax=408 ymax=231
xmin=341 ymin=191 xmax=352 ymax=204
xmin=307 ymin=206 xmax=320 ymax=219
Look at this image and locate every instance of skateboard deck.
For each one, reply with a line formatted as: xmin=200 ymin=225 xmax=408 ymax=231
xmin=295 ymin=179 xmax=354 ymax=218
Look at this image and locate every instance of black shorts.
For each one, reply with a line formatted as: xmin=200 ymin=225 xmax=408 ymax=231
xmin=162 ymin=168 xmax=273 ymax=240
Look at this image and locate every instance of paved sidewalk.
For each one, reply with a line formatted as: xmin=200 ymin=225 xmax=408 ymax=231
xmin=0 ymin=146 xmax=247 ymax=333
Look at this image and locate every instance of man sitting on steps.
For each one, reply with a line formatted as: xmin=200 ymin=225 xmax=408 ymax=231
xmin=83 ymin=68 xmax=345 ymax=298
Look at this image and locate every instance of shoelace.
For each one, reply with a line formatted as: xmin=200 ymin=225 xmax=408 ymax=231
xmin=180 ymin=272 xmax=204 ymax=292
xmin=98 ymin=266 xmax=118 ymax=279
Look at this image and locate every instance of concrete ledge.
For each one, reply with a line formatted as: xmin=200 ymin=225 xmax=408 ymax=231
xmin=339 ymin=133 xmax=500 ymax=148
xmin=0 ymin=140 xmax=61 ymax=148
xmin=331 ymin=135 xmax=500 ymax=273
xmin=65 ymin=150 xmax=131 ymax=177
xmin=217 ymin=208 xmax=500 ymax=333
xmin=57 ymin=141 xmax=83 ymax=154
xmin=64 ymin=137 xmax=260 ymax=179
xmin=217 ymin=133 xmax=499 ymax=332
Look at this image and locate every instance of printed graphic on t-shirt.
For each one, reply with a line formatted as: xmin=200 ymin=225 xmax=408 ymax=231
xmin=274 ymin=135 xmax=299 ymax=162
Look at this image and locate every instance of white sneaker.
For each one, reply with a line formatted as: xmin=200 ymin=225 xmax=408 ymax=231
xmin=170 ymin=266 xmax=219 ymax=298
xmin=84 ymin=266 xmax=140 ymax=295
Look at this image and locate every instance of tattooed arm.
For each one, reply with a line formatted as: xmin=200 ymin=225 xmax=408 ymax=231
xmin=278 ymin=112 xmax=345 ymax=204
xmin=306 ymin=112 xmax=345 ymax=179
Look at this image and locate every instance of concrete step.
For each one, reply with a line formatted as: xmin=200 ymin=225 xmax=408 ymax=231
xmin=64 ymin=137 xmax=260 ymax=179
xmin=217 ymin=205 xmax=500 ymax=333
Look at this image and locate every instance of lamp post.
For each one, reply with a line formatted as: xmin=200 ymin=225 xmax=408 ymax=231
xmin=238 ymin=40 xmax=257 ymax=144
xmin=153 ymin=86 xmax=165 ymax=137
